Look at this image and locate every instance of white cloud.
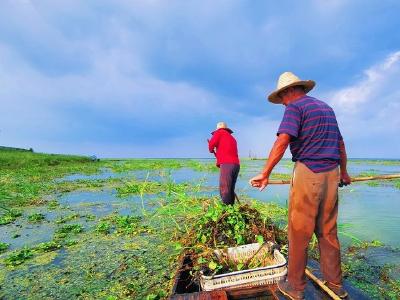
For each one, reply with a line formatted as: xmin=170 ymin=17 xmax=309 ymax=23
xmin=1 ymin=1 xmax=400 ymax=157
xmin=329 ymin=51 xmax=400 ymax=113
xmin=326 ymin=51 xmax=400 ymax=157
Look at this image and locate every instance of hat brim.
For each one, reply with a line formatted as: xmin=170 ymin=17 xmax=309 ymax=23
xmin=267 ymin=80 xmax=316 ymax=104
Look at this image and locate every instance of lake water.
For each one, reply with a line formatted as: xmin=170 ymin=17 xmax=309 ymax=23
xmin=56 ymin=158 xmax=400 ymax=247
xmin=157 ymin=159 xmax=400 ymax=248
xmin=1 ymin=158 xmax=399 ymax=299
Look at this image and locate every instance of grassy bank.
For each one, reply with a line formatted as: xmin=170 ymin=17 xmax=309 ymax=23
xmin=0 ymin=149 xmax=105 ymax=208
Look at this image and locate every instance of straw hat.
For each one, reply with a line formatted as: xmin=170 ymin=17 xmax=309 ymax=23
xmin=216 ymin=122 xmax=228 ymax=129
xmin=213 ymin=122 xmax=233 ymax=133
xmin=268 ymin=72 xmax=315 ymax=104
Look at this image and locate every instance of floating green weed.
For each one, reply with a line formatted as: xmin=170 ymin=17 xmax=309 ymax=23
xmin=108 ymin=159 xmax=217 ymax=173
xmin=55 ymin=213 xmax=80 ymax=224
xmin=96 ymin=222 xmax=111 ymax=234
xmin=114 ymin=215 xmax=142 ymax=235
xmin=338 ymin=223 xmax=362 ymax=244
xmin=28 ymin=212 xmax=45 ymax=223
xmin=270 ymin=173 xmax=291 ymax=180
xmin=342 ymin=243 xmax=400 ymax=299
xmin=116 ymin=180 xmax=161 ymax=196
xmin=47 ymin=200 xmax=60 ymax=209
xmin=5 ymin=248 xmax=34 ymax=266
xmin=0 ymin=242 xmax=10 ymax=253
xmin=55 ymin=224 xmax=84 ymax=239
xmin=349 ymin=159 xmax=400 ymax=166
xmin=85 ymin=214 xmax=96 ymax=221
xmin=0 ymin=209 xmax=22 ymax=225
xmin=393 ymin=179 xmax=400 ymax=189
xmin=35 ymin=241 xmax=62 ymax=253
xmin=357 ymin=170 xmax=378 ymax=177
xmin=116 ymin=179 xmax=190 ymax=198
xmin=65 ymin=239 xmax=79 ymax=246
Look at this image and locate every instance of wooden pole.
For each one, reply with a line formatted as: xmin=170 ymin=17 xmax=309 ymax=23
xmin=305 ymin=268 xmax=341 ymax=300
xmin=268 ymin=174 xmax=400 ymax=185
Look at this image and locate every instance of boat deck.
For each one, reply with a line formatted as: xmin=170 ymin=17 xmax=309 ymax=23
xmin=170 ymin=256 xmax=370 ymax=300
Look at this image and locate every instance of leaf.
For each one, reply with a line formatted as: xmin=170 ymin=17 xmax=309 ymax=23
xmin=256 ymin=235 xmax=264 ymax=244
xmin=201 ymin=235 xmax=207 ymax=244
xmin=236 ymin=263 xmax=244 ymax=271
xmin=197 ymin=257 xmax=207 ymax=264
xmin=174 ymin=242 xmax=183 ymax=250
xmin=208 ymin=261 xmax=218 ymax=270
xmin=146 ymin=294 xmax=158 ymax=300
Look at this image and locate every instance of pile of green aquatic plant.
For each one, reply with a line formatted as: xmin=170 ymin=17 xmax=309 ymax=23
xmin=181 ymin=202 xmax=287 ymax=278
xmin=195 ymin=202 xmax=284 ymax=248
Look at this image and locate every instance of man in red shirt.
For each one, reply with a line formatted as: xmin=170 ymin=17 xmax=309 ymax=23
xmin=208 ymin=122 xmax=240 ymax=205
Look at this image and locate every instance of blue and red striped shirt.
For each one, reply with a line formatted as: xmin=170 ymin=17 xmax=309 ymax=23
xmin=277 ymin=96 xmax=342 ymax=173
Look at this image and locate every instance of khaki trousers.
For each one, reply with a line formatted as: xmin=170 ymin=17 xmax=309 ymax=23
xmin=288 ymin=162 xmax=342 ymax=291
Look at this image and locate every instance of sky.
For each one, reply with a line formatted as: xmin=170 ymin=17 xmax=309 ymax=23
xmin=0 ymin=0 xmax=400 ymax=158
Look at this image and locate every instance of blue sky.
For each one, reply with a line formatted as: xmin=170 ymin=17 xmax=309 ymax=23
xmin=0 ymin=0 xmax=399 ymax=158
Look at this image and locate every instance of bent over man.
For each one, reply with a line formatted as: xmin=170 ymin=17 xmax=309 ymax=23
xmin=208 ymin=122 xmax=240 ymax=205
xmin=250 ymin=72 xmax=351 ymax=300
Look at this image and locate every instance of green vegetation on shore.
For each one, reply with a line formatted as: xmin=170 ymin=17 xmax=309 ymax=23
xmin=0 ymin=149 xmax=105 ymax=208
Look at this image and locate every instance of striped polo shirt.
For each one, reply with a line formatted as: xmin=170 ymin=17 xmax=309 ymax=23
xmin=277 ymin=96 xmax=342 ymax=173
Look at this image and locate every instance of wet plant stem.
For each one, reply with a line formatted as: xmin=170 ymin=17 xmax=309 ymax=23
xmin=140 ymin=172 xmax=150 ymax=216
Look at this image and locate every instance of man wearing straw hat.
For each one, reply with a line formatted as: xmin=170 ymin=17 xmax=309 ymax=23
xmin=250 ymin=72 xmax=351 ymax=299
xmin=208 ymin=122 xmax=240 ymax=205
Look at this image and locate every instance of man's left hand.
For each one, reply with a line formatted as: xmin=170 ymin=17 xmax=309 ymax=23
xmin=249 ymin=174 xmax=269 ymax=191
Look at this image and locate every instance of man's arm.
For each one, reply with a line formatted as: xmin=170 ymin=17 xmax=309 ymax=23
xmin=339 ymin=139 xmax=351 ymax=185
xmin=208 ymin=133 xmax=219 ymax=154
xmin=249 ymin=133 xmax=291 ymax=191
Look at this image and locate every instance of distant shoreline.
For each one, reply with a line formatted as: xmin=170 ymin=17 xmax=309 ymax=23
xmin=1 ymin=147 xmax=399 ymax=160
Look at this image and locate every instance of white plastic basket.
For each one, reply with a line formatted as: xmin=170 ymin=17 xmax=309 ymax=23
xmin=200 ymin=242 xmax=287 ymax=291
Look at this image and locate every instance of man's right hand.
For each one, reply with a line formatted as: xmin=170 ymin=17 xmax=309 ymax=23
xmin=249 ymin=174 xmax=269 ymax=191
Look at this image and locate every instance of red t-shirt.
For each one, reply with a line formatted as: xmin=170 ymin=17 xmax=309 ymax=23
xmin=208 ymin=128 xmax=240 ymax=167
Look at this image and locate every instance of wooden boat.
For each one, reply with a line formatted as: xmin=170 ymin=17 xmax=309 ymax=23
xmin=169 ymin=254 xmax=370 ymax=300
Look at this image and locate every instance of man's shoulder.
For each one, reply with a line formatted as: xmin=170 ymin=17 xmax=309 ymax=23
xmin=294 ymin=96 xmax=333 ymax=110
